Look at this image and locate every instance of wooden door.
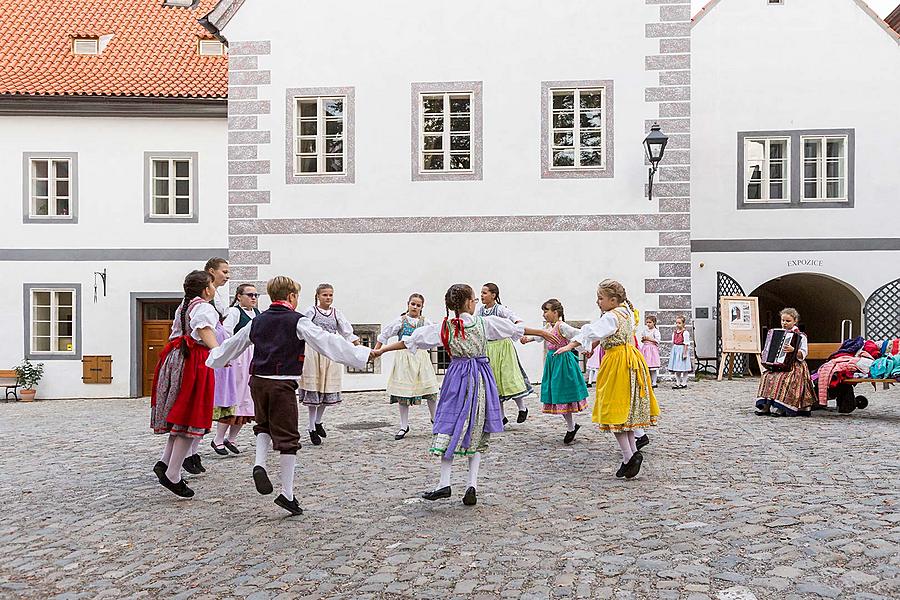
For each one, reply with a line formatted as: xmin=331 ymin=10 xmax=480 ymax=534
xmin=141 ymin=302 xmax=179 ymax=396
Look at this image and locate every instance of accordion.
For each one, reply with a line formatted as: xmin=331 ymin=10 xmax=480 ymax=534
xmin=762 ymin=328 xmax=800 ymax=371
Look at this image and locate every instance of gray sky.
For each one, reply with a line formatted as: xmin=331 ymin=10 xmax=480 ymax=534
xmin=690 ymin=0 xmax=897 ymax=18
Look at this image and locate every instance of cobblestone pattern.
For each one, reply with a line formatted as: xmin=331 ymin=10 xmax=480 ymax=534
xmin=1 ymin=379 xmax=898 ymax=599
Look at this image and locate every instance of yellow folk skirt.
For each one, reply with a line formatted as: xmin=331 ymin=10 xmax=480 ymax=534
xmin=593 ymin=344 xmax=660 ymax=432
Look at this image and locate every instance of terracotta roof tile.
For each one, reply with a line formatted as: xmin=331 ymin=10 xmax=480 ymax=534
xmin=0 ymin=0 xmax=227 ymax=98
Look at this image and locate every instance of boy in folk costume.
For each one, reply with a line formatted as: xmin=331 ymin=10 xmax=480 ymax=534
xmin=207 ymin=277 xmax=373 ymax=515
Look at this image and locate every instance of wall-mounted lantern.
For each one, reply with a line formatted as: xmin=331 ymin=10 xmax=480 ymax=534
xmin=644 ymin=123 xmax=669 ymax=202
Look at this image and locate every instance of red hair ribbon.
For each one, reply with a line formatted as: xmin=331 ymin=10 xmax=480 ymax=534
xmin=441 ymin=315 xmax=467 ymax=357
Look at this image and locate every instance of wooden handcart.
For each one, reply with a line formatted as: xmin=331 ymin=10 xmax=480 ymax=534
xmin=831 ymin=377 xmax=898 ymax=413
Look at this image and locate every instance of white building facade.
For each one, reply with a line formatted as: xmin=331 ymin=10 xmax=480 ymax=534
xmin=691 ymin=0 xmax=900 ymax=361
xmin=205 ymin=0 xmax=694 ymax=391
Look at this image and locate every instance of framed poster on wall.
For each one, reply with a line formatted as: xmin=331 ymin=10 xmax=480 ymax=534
xmin=718 ymin=296 xmax=762 ymax=380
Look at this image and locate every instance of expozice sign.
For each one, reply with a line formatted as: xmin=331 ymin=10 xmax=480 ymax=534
xmin=787 ymin=259 xmax=823 ymax=268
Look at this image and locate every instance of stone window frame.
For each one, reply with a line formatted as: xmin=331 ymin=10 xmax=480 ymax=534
xmin=346 ymin=324 xmax=380 ymax=374
xmin=737 ymin=128 xmax=854 ymax=210
xmin=143 ymin=152 xmax=200 ymax=223
xmin=285 ymin=86 xmax=356 ymax=185
xmin=22 ymin=152 xmax=79 ymax=224
xmin=411 ymin=81 xmax=483 ymax=182
xmin=541 ymin=80 xmax=615 ymax=179
xmin=23 ymin=283 xmax=83 ymax=361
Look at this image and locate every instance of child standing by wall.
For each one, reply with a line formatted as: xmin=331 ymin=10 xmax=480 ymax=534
xmin=755 ymin=308 xmax=815 ymax=417
xmin=375 ymin=284 xmax=553 ymax=506
xmin=536 ymin=299 xmax=589 ymax=445
xmin=640 ymin=315 xmax=661 ymax=388
xmin=209 ymin=284 xmax=260 ymax=455
xmin=375 ymin=294 xmax=440 ymax=440
xmin=555 ymin=280 xmax=659 ymax=479
xmin=300 ymin=284 xmax=359 ymax=445
xmin=477 ymin=283 xmax=534 ymax=425
xmin=668 ymin=316 xmax=692 ymax=389
xmin=208 ymin=276 xmax=373 ymax=515
xmin=151 ymin=270 xmax=220 ymax=498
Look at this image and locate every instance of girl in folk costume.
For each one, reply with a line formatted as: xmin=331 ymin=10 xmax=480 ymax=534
xmin=300 ymin=283 xmax=360 ymax=445
xmin=477 ymin=283 xmax=534 ymax=425
xmin=374 ymin=284 xmax=554 ymax=506
xmin=536 ymin=299 xmax=589 ymax=445
xmin=209 ymin=284 xmax=260 ymax=456
xmin=668 ymin=316 xmax=693 ymax=389
xmin=555 ymin=280 xmax=660 ymax=479
xmin=374 ymin=294 xmax=439 ymax=440
xmin=639 ymin=315 xmax=662 ymax=388
xmin=755 ymin=308 xmax=815 ymax=417
xmin=150 ymin=271 xmax=220 ymax=498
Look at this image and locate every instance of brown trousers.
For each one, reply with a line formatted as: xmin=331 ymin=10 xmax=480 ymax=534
xmin=250 ymin=376 xmax=300 ymax=454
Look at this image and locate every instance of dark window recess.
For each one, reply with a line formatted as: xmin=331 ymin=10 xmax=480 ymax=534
xmin=347 ymin=325 xmax=379 ymax=374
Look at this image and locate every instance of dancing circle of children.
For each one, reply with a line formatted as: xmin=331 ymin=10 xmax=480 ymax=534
xmin=373 ymin=283 xmax=556 ymax=506
xmin=209 ymin=283 xmax=260 ymax=456
xmin=150 ymin=270 xmax=221 ymax=498
xmin=554 ymin=280 xmax=660 ymax=480
xmin=754 ymin=307 xmax=815 ymax=417
xmin=477 ymin=283 xmax=535 ymax=426
xmin=668 ymin=315 xmax=693 ymax=390
xmin=299 ymin=283 xmax=360 ymax=446
xmin=373 ymin=293 xmax=440 ymax=440
xmin=206 ymin=276 xmax=374 ymax=515
xmin=522 ymin=298 xmax=589 ymax=445
xmin=639 ymin=315 xmax=662 ymax=389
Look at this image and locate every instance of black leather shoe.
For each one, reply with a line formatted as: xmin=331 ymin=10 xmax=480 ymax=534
xmin=182 ymin=455 xmax=201 ymax=475
xmin=624 ymin=451 xmax=644 ymax=479
xmin=274 ymin=494 xmax=303 ymax=516
xmin=394 ymin=427 xmax=410 ymax=441
xmin=517 ymin=408 xmax=529 ymax=423
xmin=615 ymin=463 xmax=627 ymax=478
xmin=153 ymin=461 xmax=167 ymax=483
xmin=193 ymin=454 xmax=206 ymax=473
xmin=159 ymin=476 xmax=194 ymax=498
xmin=309 ymin=430 xmax=322 ymax=446
xmin=463 ymin=486 xmax=477 ymax=506
xmin=223 ymin=440 xmax=240 ymax=454
xmin=635 ymin=434 xmax=650 ymax=450
xmin=755 ymin=410 xmax=771 ymax=416
xmin=563 ymin=423 xmax=581 ymax=445
xmin=315 ymin=422 xmax=327 ymax=438
xmin=210 ymin=441 xmax=229 ymax=456
xmin=253 ymin=465 xmax=274 ymax=495
xmin=422 ymin=486 xmax=451 ymax=501
xmin=502 ymin=417 xmax=509 ymax=426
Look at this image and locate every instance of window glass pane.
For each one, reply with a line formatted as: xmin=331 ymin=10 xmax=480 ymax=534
xmin=32 ymin=337 xmax=51 ymax=352
xmin=35 ymin=306 xmax=51 ymax=321
xmin=34 ymin=198 xmax=49 ymax=216
xmin=34 ymin=321 xmax=51 ymax=336
xmin=300 ymin=157 xmax=318 ymax=173
xmin=154 ymin=197 xmax=169 ymax=215
xmin=153 ymin=160 xmax=168 ymax=177
xmin=326 ymin=139 xmax=343 ymax=154
xmin=423 ymin=154 xmax=444 ymax=170
xmin=554 ymin=132 xmax=573 ymax=147
xmin=553 ymin=150 xmax=575 ymax=167
xmin=300 ymin=121 xmax=317 ymax=135
xmin=33 ymin=160 xmax=49 ymax=178
xmin=35 ymin=180 xmax=49 ymax=197
xmin=325 ymin=120 xmax=343 ymax=135
xmin=803 ymin=162 xmax=818 ymax=180
xmin=745 ymin=140 xmax=765 ymax=161
xmin=580 ymin=151 xmax=603 ymax=167
xmin=56 ymin=198 xmax=69 ymax=216
xmin=56 ymin=180 xmax=69 ymax=197
xmin=324 ymin=99 xmax=343 ymax=117
xmin=325 ymin=157 xmax=343 ymax=173
xmin=450 ymin=117 xmax=469 ymax=132
xmin=552 ymin=92 xmax=574 ymax=110
xmin=553 ymin=113 xmax=574 ymax=128
xmin=769 ymin=141 xmax=787 ymax=159
xmin=154 ymin=179 xmax=169 ymax=196
xmin=422 ymin=97 xmax=443 ymax=113
xmin=580 ymin=132 xmax=602 ymax=147
xmin=804 ymin=140 xmax=820 ymax=159
xmin=826 ymin=139 xmax=844 ymax=158
xmin=58 ymin=321 xmax=73 ymax=336
xmin=747 ymin=182 xmax=761 ymax=200
xmin=33 ymin=291 xmax=51 ymax=306
xmin=56 ymin=291 xmax=72 ymax=306
xmin=175 ymin=180 xmax=190 ymax=196
xmin=449 ymin=96 xmax=470 ymax=114
xmin=450 ymin=135 xmax=470 ymax=151
xmin=174 ymin=160 xmax=190 ymax=178
xmin=299 ymin=100 xmax=317 ymax=117
xmin=423 ymin=117 xmax=443 ymax=132
xmin=804 ymin=181 xmax=818 ymax=198
xmin=423 ymin=135 xmax=443 ymax=151
xmin=580 ymin=111 xmax=602 ymax=128
xmin=450 ymin=154 xmax=470 ymax=170
xmin=580 ymin=92 xmax=603 ymax=109
xmin=825 ymin=159 xmax=842 ymax=178
xmin=175 ymin=197 xmax=190 ymax=214
xmin=54 ymin=160 xmax=69 ymax=179
xmin=769 ymin=182 xmax=784 ymax=199
xmin=826 ymin=180 xmax=844 ymax=199
xmin=58 ymin=338 xmax=73 ymax=352
xmin=299 ymin=139 xmax=316 ymax=153
xmin=769 ymin=162 xmax=784 ymax=180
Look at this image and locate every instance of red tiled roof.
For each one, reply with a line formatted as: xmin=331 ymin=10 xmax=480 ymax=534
xmin=0 ymin=0 xmax=227 ymax=98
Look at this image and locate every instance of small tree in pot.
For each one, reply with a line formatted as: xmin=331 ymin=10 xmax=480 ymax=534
xmin=15 ymin=358 xmax=44 ymax=402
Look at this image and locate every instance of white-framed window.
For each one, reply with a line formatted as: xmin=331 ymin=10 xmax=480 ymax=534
xmin=31 ymin=289 xmax=76 ymax=355
xmin=30 ymin=157 xmax=72 ymax=218
xmin=150 ymin=158 xmax=193 ymax=217
xmin=549 ymin=88 xmax=606 ymax=170
xmin=346 ymin=325 xmax=380 ymax=374
xmin=73 ymin=38 xmax=99 ymax=55
xmin=743 ymin=137 xmax=790 ymax=203
xmin=198 ymin=39 xmax=225 ymax=56
xmin=419 ymin=92 xmax=473 ymax=173
xmin=294 ymin=96 xmax=346 ymax=176
xmin=802 ymin=135 xmax=848 ymax=202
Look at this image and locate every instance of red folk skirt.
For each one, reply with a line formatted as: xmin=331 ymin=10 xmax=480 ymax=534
xmin=150 ymin=336 xmax=215 ymax=436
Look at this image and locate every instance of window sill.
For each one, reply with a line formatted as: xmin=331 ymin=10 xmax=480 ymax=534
xmin=541 ymin=166 xmax=612 ymax=180
xmin=145 ymin=215 xmax=198 ymax=223
xmin=24 ymin=216 xmax=77 ymax=223
xmin=25 ymin=352 xmax=80 ymax=361
xmin=286 ymin=172 xmax=354 ymax=185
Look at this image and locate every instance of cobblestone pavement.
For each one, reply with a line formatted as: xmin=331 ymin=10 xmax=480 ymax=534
xmin=1 ymin=378 xmax=899 ymax=600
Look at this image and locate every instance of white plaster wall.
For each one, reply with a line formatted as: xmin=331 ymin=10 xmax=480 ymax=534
xmin=692 ymin=0 xmax=900 ymax=240
xmin=228 ymin=0 xmax=660 ymax=218
xmin=1 ymin=260 xmax=206 ymax=399
xmin=258 ymin=230 xmax=658 ymax=391
xmin=0 ymin=116 xmax=227 ymax=247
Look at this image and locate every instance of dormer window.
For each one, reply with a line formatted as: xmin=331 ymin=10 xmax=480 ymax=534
xmin=73 ymin=38 xmax=99 ymax=55
xmin=198 ymin=39 xmax=225 ymax=56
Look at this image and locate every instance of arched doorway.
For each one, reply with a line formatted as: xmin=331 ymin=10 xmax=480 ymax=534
xmin=750 ymin=274 xmax=863 ymax=368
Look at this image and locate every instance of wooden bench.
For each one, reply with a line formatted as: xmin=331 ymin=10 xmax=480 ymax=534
xmin=806 ymin=343 xmax=842 ymax=361
xmin=0 ymin=369 xmax=19 ymax=401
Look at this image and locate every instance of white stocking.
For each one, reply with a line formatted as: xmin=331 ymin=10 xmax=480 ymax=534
xmin=427 ymin=397 xmax=437 ymax=421
xmin=190 ymin=437 xmax=201 ymax=456
xmin=626 ymin=430 xmax=637 ymax=454
xmin=255 ymin=432 xmax=272 ymax=468
xmin=513 ymin=397 xmax=527 ymax=412
xmin=650 ymin=369 xmax=658 ymax=386
xmin=279 ymin=453 xmax=297 ymax=501
xmin=398 ymin=402 xmax=410 ymax=430
xmin=307 ymin=406 xmax=317 ymax=432
xmin=160 ymin=435 xmax=175 ymax=464
xmin=614 ymin=432 xmax=634 ymax=463
xmin=562 ymin=413 xmax=576 ymax=432
xmin=165 ymin=436 xmax=194 ymax=483
xmin=467 ymin=453 xmax=481 ymax=489
xmin=439 ymin=455 xmax=453 ymax=488
xmin=213 ymin=422 xmax=228 ymax=446
xmin=226 ymin=423 xmax=242 ymax=442
xmin=315 ymin=405 xmax=327 ymax=425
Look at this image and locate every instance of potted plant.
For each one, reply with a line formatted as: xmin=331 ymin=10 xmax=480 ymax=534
xmin=15 ymin=358 xmax=44 ymax=402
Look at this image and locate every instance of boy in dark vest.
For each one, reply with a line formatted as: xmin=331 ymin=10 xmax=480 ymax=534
xmin=207 ymin=276 xmax=372 ymax=515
